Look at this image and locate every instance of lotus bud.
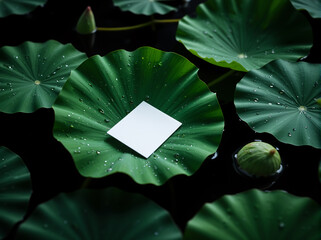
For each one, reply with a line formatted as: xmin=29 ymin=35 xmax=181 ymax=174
xmin=76 ymin=6 xmax=96 ymax=35
xmin=236 ymin=141 xmax=281 ymax=177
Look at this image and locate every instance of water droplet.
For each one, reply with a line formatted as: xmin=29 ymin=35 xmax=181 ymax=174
xmin=288 ymin=133 xmax=292 ymax=137
xmin=96 ymin=151 xmax=101 ymax=155
xmin=298 ymin=106 xmax=307 ymax=112
xmin=202 ymin=31 xmax=213 ymax=38
xmin=3 ymin=64 xmax=13 ymax=70
xmin=79 ymin=98 xmax=83 ymax=102
xmin=99 ymin=108 xmax=104 ymax=114
xmin=237 ymin=53 xmax=248 ymax=59
xmin=254 ymin=98 xmax=259 ymax=102
xmin=279 ymin=222 xmax=285 ymax=229
xmin=104 ymin=119 xmax=110 ymax=123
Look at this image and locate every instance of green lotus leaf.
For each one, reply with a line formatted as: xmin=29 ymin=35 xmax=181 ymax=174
xmin=16 ymin=187 xmax=182 ymax=240
xmin=184 ymin=189 xmax=321 ymax=240
xmin=0 ymin=0 xmax=47 ymax=18
xmin=53 ymin=46 xmax=224 ymax=185
xmin=0 ymin=40 xmax=87 ymax=113
xmin=0 ymin=146 xmax=32 ymax=239
xmin=234 ymin=60 xmax=321 ymax=149
xmin=113 ymin=0 xmax=176 ymax=15
xmin=290 ymin=0 xmax=321 ymax=18
xmin=176 ymin=0 xmax=312 ymax=72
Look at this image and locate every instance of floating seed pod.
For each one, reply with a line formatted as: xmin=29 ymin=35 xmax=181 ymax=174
xmin=236 ymin=141 xmax=281 ymax=177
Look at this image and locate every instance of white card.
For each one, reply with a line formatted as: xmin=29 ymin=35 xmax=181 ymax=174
xmin=107 ymin=101 xmax=182 ymax=158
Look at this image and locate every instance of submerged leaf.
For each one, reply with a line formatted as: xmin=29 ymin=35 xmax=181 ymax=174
xmin=184 ymin=189 xmax=321 ymax=240
xmin=16 ymin=187 xmax=182 ymax=240
xmin=0 ymin=146 xmax=32 ymax=239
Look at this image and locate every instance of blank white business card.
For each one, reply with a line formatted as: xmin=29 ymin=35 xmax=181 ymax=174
xmin=107 ymin=101 xmax=182 ymax=158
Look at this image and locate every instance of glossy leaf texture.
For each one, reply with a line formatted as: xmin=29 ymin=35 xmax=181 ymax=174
xmin=290 ymin=0 xmax=321 ymax=18
xmin=0 ymin=146 xmax=32 ymax=239
xmin=184 ymin=189 xmax=321 ymax=240
xmin=0 ymin=0 xmax=47 ymax=17
xmin=16 ymin=187 xmax=182 ymax=240
xmin=113 ymin=0 xmax=176 ymax=15
xmin=0 ymin=40 xmax=87 ymax=113
xmin=53 ymin=46 xmax=224 ymax=185
xmin=176 ymin=0 xmax=312 ymax=71
xmin=234 ymin=60 xmax=321 ymax=149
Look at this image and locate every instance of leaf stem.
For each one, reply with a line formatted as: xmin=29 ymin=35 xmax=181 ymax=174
xmin=96 ymin=18 xmax=180 ymax=32
xmin=207 ymin=70 xmax=236 ymax=88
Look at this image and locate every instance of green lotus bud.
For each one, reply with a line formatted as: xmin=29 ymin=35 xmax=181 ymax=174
xmin=236 ymin=141 xmax=281 ymax=177
xmin=76 ymin=6 xmax=96 ymax=34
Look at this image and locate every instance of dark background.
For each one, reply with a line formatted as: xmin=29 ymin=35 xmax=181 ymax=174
xmin=0 ymin=0 xmax=320 ymax=238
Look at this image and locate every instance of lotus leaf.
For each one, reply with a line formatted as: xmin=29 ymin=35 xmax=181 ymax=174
xmin=234 ymin=60 xmax=321 ymax=149
xmin=184 ymin=189 xmax=321 ymax=240
xmin=0 ymin=40 xmax=87 ymax=113
xmin=53 ymin=46 xmax=224 ymax=185
xmin=113 ymin=0 xmax=176 ymax=15
xmin=16 ymin=187 xmax=182 ymax=240
xmin=290 ymin=0 xmax=321 ymax=18
xmin=176 ymin=0 xmax=312 ymax=71
xmin=0 ymin=146 xmax=32 ymax=239
xmin=0 ymin=0 xmax=47 ymax=17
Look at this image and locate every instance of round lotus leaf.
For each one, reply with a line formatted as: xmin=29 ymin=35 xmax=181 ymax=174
xmin=184 ymin=189 xmax=321 ymax=240
xmin=290 ymin=0 xmax=321 ymax=18
xmin=234 ymin=60 xmax=321 ymax=149
xmin=53 ymin=46 xmax=224 ymax=185
xmin=0 ymin=40 xmax=87 ymax=113
xmin=0 ymin=146 xmax=32 ymax=239
xmin=176 ymin=0 xmax=312 ymax=71
xmin=16 ymin=187 xmax=182 ymax=240
xmin=113 ymin=0 xmax=176 ymax=15
xmin=0 ymin=0 xmax=47 ymax=17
